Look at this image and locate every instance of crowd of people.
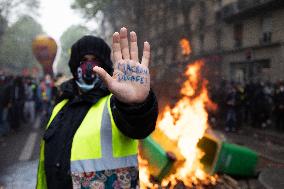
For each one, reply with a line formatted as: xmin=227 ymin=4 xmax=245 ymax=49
xmin=0 ymin=73 xmax=61 ymax=136
xmin=1 ymin=71 xmax=284 ymax=137
xmin=209 ymin=80 xmax=284 ymax=132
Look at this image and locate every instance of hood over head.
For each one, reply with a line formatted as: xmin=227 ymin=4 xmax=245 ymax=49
xmin=68 ymin=35 xmax=113 ymax=79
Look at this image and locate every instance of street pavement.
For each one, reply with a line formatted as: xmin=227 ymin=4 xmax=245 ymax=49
xmin=220 ymin=126 xmax=284 ymax=189
xmin=0 ymin=160 xmax=38 ymax=189
xmin=0 ymin=116 xmax=43 ymax=189
xmin=259 ymin=168 xmax=284 ymax=189
xmin=0 ymin=116 xmax=283 ymax=189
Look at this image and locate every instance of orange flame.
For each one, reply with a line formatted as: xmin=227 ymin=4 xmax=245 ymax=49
xmin=179 ymin=38 xmax=192 ymax=56
xmin=139 ymin=59 xmax=218 ymax=188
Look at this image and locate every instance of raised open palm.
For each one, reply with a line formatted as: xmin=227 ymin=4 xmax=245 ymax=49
xmin=93 ymin=27 xmax=151 ymax=104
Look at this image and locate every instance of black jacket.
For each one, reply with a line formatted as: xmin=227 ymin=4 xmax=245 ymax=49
xmin=43 ymin=79 xmax=158 ymax=189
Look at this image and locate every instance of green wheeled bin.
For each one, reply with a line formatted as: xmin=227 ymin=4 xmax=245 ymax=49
xmin=140 ymin=137 xmax=176 ymax=181
xmin=197 ymin=133 xmax=259 ymax=177
xmin=139 ymin=129 xmax=185 ymax=181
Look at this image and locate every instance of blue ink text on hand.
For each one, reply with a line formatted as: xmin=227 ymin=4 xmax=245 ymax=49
xmin=117 ymin=73 xmax=144 ymax=84
xmin=118 ymin=63 xmax=148 ymax=75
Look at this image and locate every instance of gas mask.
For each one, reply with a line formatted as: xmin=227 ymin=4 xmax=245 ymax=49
xmin=75 ymin=60 xmax=102 ymax=92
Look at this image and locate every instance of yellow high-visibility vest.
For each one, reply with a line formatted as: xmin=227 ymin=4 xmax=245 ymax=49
xmin=36 ymin=95 xmax=138 ymax=189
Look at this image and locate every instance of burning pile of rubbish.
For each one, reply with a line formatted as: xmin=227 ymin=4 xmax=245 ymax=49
xmin=138 ymin=41 xmax=258 ymax=189
xmin=139 ymin=60 xmax=219 ymax=188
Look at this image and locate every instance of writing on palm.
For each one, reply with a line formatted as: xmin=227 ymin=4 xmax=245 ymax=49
xmin=93 ymin=27 xmax=151 ymax=104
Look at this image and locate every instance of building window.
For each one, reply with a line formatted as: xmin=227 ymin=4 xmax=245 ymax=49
xmin=216 ymin=28 xmax=221 ymax=49
xmin=233 ymin=23 xmax=243 ymax=48
xmin=165 ymin=47 xmax=173 ymax=65
xmin=177 ymin=13 xmax=184 ymax=26
xmin=260 ymin=15 xmax=272 ymax=44
xmin=199 ymin=1 xmax=206 ymax=30
xmin=200 ymin=1 xmax=206 ymax=17
xmin=199 ymin=34 xmax=204 ymax=52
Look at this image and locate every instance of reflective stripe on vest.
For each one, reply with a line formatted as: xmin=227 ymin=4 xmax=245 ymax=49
xmin=38 ymin=95 xmax=138 ymax=181
xmin=70 ymin=95 xmax=138 ymax=172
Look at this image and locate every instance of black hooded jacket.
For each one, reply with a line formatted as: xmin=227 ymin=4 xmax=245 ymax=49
xmin=43 ymin=35 xmax=158 ymax=189
xmin=68 ymin=35 xmax=113 ymax=80
xmin=43 ymin=79 xmax=158 ymax=189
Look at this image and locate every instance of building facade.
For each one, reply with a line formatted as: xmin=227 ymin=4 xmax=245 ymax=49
xmin=98 ymin=0 xmax=284 ymax=104
xmin=188 ymin=0 xmax=284 ymax=84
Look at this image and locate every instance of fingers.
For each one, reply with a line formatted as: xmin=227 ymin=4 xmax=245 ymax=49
xmin=112 ymin=27 xmax=149 ymax=66
xmin=141 ymin=42 xmax=150 ymax=67
xmin=130 ymin=31 xmax=138 ymax=62
xmin=112 ymin=32 xmax=122 ymax=63
xmin=119 ymin=27 xmax=130 ymax=60
xmin=93 ymin=66 xmax=113 ymax=89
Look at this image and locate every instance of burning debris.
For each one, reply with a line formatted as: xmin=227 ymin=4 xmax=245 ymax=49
xmin=139 ymin=60 xmax=218 ymax=188
xmin=179 ymin=38 xmax=192 ymax=56
xmin=138 ymin=38 xmax=258 ymax=188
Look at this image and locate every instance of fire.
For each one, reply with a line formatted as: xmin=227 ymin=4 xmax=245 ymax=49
xmin=139 ymin=59 xmax=218 ymax=188
xmin=179 ymin=38 xmax=192 ymax=56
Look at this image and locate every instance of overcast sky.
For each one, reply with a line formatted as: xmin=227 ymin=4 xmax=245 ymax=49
xmin=35 ymin=0 xmax=101 ymax=72
xmin=38 ymin=0 xmax=85 ymax=41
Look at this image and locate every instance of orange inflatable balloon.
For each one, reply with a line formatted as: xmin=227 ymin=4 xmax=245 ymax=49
xmin=32 ymin=35 xmax=57 ymax=75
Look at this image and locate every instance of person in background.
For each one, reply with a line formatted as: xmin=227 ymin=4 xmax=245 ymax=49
xmin=5 ymin=76 xmax=25 ymax=131
xmin=36 ymin=27 xmax=158 ymax=189
xmin=24 ymin=77 xmax=37 ymax=123
xmin=235 ymin=83 xmax=245 ymax=129
xmin=274 ymin=81 xmax=284 ymax=131
xmin=0 ymin=74 xmax=8 ymax=135
xmin=253 ymin=82 xmax=269 ymax=128
xmin=225 ymin=84 xmax=237 ymax=132
xmin=37 ymin=74 xmax=54 ymax=123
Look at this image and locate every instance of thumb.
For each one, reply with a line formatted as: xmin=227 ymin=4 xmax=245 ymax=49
xmin=93 ymin=66 xmax=113 ymax=88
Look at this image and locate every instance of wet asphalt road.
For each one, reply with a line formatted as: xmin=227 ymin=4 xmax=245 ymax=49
xmin=0 ymin=116 xmax=43 ymax=189
xmin=0 ymin=116 xmax=283 ymax=189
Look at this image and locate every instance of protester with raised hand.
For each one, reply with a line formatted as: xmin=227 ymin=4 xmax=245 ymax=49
xmin=36 ymin=27 xmax=158 ymax=189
